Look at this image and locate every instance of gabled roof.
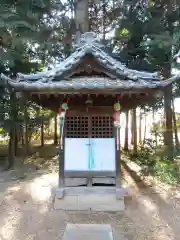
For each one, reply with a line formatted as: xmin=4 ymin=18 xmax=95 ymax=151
xmin=0 ymin=32 xmax=180 ymax=92
xmin=14 ymin=32 xmax=161 ymax=82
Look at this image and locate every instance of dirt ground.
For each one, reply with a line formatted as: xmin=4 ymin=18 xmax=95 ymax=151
xmin=0 ymin=155 xmax=180 ymax=240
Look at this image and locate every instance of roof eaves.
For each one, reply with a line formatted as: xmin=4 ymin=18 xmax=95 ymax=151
xmin=1 ymin=75 xmax=179 ymax=93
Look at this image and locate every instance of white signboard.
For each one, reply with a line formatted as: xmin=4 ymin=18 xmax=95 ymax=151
xmin=64 ymin=138 xmax=89 ymax=171
xmin=90 ymin=139 xmax=115 ymax=171
xmin=64 ymin=138 xmax=115 ymax=172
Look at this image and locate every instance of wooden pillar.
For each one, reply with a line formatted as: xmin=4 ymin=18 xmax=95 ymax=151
xmin=57 ymin=115 xmax=65 ymax=198
xmin=59 ymin=146 xmax=65 ymax=189
xmin=114 ymin=120 xmax=121 ymax=198
xmin=124 ymin=110 xmax=129 ymax=151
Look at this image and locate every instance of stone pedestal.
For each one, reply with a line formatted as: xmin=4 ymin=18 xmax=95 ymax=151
xmin=54 ymin=187 xmax=125 ymax=211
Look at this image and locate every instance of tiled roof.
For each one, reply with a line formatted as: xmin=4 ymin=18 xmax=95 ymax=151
xmin=15 ymin=32 xmax=161 ymax=82
xmin=0 ymin=75 xmax=179 ymax=92
xmin=1 ymin=32 xmax=180 ymax=91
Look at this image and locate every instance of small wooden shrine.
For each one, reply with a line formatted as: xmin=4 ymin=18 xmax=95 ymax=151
xmin=1 ymin=32 xmax=179 ymax=202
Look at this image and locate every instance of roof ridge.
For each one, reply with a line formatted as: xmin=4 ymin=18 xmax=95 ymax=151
xmin=14 ymin=32 xmax=161 ymax=82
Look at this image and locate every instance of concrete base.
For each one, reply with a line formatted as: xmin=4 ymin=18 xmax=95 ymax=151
xmin=62 ymin=224 xmax=113 ymax=240
xmin=54 ymin=187 xmax=125 ymax=211
xmin=62 ymin=224 xmax=127 ymax=240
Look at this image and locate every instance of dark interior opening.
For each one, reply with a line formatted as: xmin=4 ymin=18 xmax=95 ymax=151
xmin=67 ymin=183 xmax=115 ymax=187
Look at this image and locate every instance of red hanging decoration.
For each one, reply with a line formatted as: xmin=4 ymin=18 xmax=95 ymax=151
xmin=58 ymin=106 xmax=62 ymax=114
xmin=66 ymin=97 xmax=70 ymax=103
xmin=116 ymin=95 xmax=120 ymax=101
xmin=113 ymin=112 xmax=120 ymax=121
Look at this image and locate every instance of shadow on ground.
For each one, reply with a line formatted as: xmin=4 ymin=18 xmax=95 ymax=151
xmin=122 ymin=160 xmax=180 ymax=240
xmin=0 ymin=147 xmax=180 ymax=239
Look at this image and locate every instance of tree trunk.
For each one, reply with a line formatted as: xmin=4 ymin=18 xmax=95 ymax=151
xmin=54 ymin=114 xmax=58 ymax=145
xmin=7 ymin=126 xmax=15 ymax=169
xmin=132 ymin=108 xmax=137 ymax=152
xmin=172 ymin=97 xmax=179 ymax=148
xmin=24 ymin=100 xmax=29 ymax=154
xmin=152 ymin=108 xmax=158 ymax=147
xmin=21 ymin=129 xmax=24 ymax=146
xmin=139 ymin=111 xmax=142 ymax=145
xmin=124 ymin=110 xmax=129 ymax=151
xmin=102 ymin=0 xmax=106 ymax=43
xmin=7 ymin=90 xmax=16 ymax=168
xmin=131 ymin=110 xmax=134 ymax=145
xmin=75 ymin=0 xmax=89 ymax=34
xmin=164 ymin=85 xmax=173 ymax=149
xmin=14 ymin=127 xmax=18 ymax=156
xmin=163 ymin=2 xmax=173 ymax=152
xmin=41 ymin=119 xmax=44 ymax=147
xmin=143 ymin=114 xmax=147 ymax=145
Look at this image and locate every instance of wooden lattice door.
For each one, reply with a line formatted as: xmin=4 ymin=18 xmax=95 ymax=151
xmin=66 ymin=116 xmax=89 ymax=138
xmin=65 ymin=115 xmax=113 ymax=138
xmin=91 ymin=115 xmax=113 ymax=138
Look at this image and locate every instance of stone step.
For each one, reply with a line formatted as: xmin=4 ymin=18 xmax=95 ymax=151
xmin=54 ymin=186 xmax=127 ymax=199
xmin=62 ymin=224 xmax=127 ymax=240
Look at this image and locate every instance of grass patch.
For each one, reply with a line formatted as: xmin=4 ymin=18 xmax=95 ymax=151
xmin=125 ymin=141 xmax=180 ymax=186
xmin=153 ymin=161 xmax=180 ymax=185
